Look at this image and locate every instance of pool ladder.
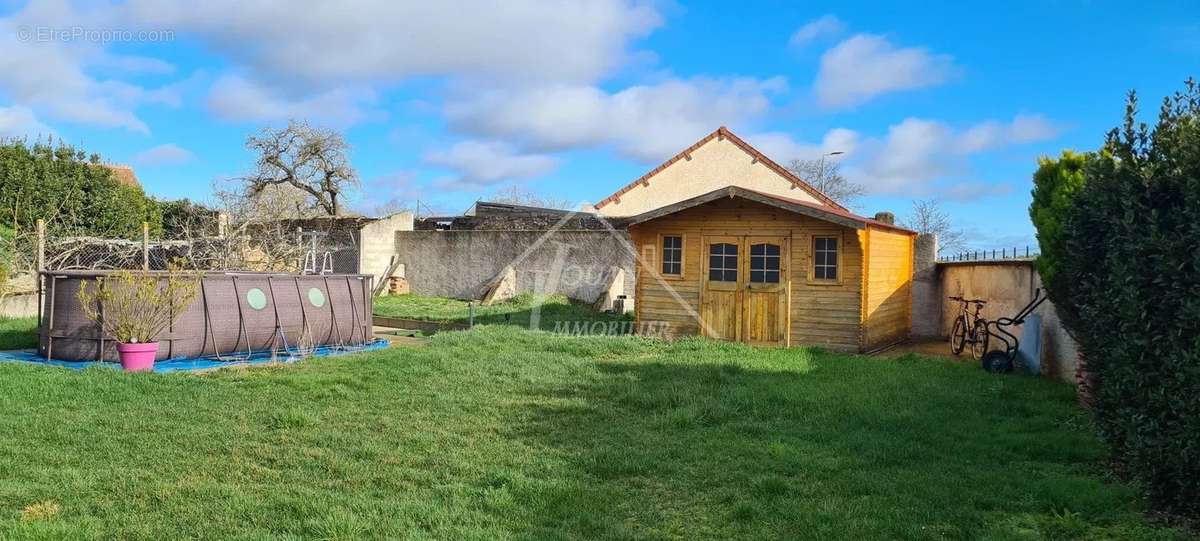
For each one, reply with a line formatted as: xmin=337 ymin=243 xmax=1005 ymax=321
xmin=302 ymin=250 xmax=333 ymax=275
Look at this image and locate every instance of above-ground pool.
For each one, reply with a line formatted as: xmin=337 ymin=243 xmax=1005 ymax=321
xmin=40 ymin=271 xmax=375 ymax=362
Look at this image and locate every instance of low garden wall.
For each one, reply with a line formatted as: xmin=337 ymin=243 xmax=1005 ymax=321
xmin=0 ymin=291 xmax=38 ymax=318
xmin=394 ymin=230 xmax=636 ymax=302
xmin=934 ymin=260 xmax=1079 ymax=382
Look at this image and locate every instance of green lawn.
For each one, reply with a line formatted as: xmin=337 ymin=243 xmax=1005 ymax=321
xmin=0 ymin=326 xmax=1183 ymax=540
xmin=374 ymin=293 xmax=631 ymax=331
xmin=0 ymin=316 xmax=37 ymax=350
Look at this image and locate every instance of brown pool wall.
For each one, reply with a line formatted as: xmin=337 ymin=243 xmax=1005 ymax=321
xmin=39 ymin=271 xmax=374 ymax=361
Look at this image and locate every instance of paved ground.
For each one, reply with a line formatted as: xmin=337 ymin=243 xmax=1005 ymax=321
xmin=871 ymin=338 xmax=965 ymax=361
xmin=373 ymin=325 xmax=431 ymax=347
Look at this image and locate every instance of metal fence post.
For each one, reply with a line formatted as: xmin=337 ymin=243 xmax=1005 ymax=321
xmin=142 ymin=221 xmax=150 ymax=271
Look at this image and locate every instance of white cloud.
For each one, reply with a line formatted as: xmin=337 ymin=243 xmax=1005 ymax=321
xmin=789 ymin=15 xmax=843 ymax=48
xmin=0 ymin=2 xmax=181 ymax=133
xmin=958 ymin=114 xmax=1061 ymax=153
xmin=122 ymin=0 xmax=661 ymax=85
xmin=206 ymin=75 xmax=379 ymax=127
xmin=0 ymin=106 xmax=54 ymax=138
xmin=424 ymin=140 xmax=557 ymax=190
xmin=748 ymin=128 xmax=859 ymax=163
xmin=861 ymin=118 xmax=953 ymax=191
xmin=91 ymin=52 xmax=175 ymax=75
xmin=133 ymin=143 xmax=194 ymax=165
xmin=942 ymin=181 xmax=1013 ymax=202
xmin=856 ymin=115 xmax=1059 ymax=195
xmin=751 ymin=114 xmax=1062 ymax=199
xmin=815 ymin=34 xmax=958 ymax=108
xmin=1009 ymin=114 xmax=1061 ymax=143
xmin=445 ymin=76 xmax=787 ymax=162
xmin=355 ymin=170 xmax=431 ymax=216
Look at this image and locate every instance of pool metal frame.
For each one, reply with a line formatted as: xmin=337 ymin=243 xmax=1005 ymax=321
xmin=39 ymin=270 xmax=374 ymax=362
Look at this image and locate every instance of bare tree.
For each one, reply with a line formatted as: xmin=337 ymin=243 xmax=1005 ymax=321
xmin=489 ymin=185 xmax=575 ymax=210
xmin=213 ymin=179 xmax=318 ymax=222
xmin=242 ymin=120 xmax=360 ymax=216
xmin=786 ymin=158 xmax=865 ymax=207
xmin=901 ymin=198 xmax=964 ymax=255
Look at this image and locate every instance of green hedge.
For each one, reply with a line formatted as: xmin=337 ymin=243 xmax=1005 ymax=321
xmin=0 ymin=138 xmax=161 ymax=238
xmin=1037 ymin=80 xmax=1200 ymax=517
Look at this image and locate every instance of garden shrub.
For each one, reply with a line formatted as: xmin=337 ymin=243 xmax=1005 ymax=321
xmin=0 ymin=138 xmax=162 ymax=238
xmin=0 ymin=225 xmax=13 ymax=291
xmin=1029 ymin=151 xmax=1090 ymax=329
xmin=1040 ymin=80 xmax=1200 ymax=517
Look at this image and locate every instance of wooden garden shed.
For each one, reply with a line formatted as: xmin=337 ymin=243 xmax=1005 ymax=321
xmin=610 ymin=128 xmax=917 ymax=352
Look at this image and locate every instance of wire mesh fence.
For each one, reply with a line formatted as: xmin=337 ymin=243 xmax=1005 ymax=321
xmin=1 ymin=219 xmax=364 ymax=304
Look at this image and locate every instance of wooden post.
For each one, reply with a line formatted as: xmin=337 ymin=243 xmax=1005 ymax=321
xmin=36 ymin=219 xmax=45 ymax=328
xmin=297 ymin=226 xmax=304 ymax=271
xmin=142 ymin=221 xmax=149 ymax=271
xmin=36 ymin=219 xmax=45 ymax=272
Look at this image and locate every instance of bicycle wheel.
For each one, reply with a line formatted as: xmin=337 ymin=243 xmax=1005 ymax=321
xmin=950 ymin=316 xmax=967 ymax=355
xmin=971 ymin=321 xmax=990 ymax=360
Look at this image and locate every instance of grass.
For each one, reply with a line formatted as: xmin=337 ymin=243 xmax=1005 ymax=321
xmin=374 ymin=293 xmax=631 ymax=331
xmin=0 ymin=326 xmax=1185 ymax=540
xmin=0 ymin=316 xmax=37 ymax=350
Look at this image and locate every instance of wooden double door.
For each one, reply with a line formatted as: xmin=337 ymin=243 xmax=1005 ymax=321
xmin=699 ymin=234 xmax=790 ymax=345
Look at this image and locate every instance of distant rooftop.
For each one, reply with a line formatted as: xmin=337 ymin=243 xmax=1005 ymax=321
xmin=96 ymin=164 xmax=139 ymax=187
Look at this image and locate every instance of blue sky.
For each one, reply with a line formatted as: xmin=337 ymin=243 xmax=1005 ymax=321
xmin=1 ymin=1 xmax=1196 ymax=250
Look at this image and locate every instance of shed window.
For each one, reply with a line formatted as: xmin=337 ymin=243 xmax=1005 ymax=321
xmin=661 ymin=235 xmax=682 ymax=275
xmin=708 ymin=243 xmax=738 ymax=282
xmin=813 ymin=236 xmax=838 ymax=280
xmin=749 ymin=243 xmax=781 ymax=283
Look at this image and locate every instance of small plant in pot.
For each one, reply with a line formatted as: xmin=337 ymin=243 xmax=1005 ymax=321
xmin=76 ymin=268 xmax=200 ymax=372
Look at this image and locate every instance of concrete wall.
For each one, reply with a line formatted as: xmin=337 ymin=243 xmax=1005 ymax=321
xmin=909 ymin=233 xmax=940 ymax=338
xmin=395 ymin=230 xmax=636 ymax=302
xmin=595 ymin=136 xmax=821 ymax=217
xmin=358 ymin=212 xmax=413 ymax=282
xmin=937 ymin=260 xmax=1079 ymax=382
xmin=0 ymin=292 xmax=38 ymax=318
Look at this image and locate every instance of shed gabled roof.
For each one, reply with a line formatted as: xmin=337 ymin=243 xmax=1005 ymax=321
xmin=595 ymin=126 xmax=849 ymax=212
xmin=624 ymin=186 xmax=917 ymax=235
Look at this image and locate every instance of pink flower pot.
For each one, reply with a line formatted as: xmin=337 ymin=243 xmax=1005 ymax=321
xmin=116 ymin=342 xmax=159 ymax=372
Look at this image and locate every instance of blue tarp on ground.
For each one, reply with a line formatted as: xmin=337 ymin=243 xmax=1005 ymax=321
xmin=0 ymin=339 xmax=390 ymax=373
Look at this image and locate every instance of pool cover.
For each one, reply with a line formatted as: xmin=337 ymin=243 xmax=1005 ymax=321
xmin=0 ymin=339 xmax=389 ymax=373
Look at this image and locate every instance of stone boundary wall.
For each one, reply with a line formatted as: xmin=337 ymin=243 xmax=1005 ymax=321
xmin=0 ymin=291 xmax=38 ymax=318
xmin=394 ymin=230 xmax=636 ymax=303
xmin=910 ymin=249 xmax=1080 ymax=382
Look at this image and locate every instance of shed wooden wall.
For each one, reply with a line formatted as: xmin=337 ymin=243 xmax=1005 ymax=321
xmin=629 ymin=197 xmax=864 ymax=351
xmin=861 ymin=226 xmax=915 ymax=350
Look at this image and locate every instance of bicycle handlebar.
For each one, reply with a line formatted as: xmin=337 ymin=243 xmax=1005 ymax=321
xmin=948 ymin=296 xmax=987 ymax=305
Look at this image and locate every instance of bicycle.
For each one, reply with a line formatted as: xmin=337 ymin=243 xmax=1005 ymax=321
xmin=981 ymin=288 xmax=1048 ymax=374
xmin=948 ymin=296 xmax=990 ymax=360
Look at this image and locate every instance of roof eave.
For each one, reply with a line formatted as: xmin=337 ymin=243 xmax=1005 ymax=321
xmin=624 ymin=186 xmax=866 ymax=230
